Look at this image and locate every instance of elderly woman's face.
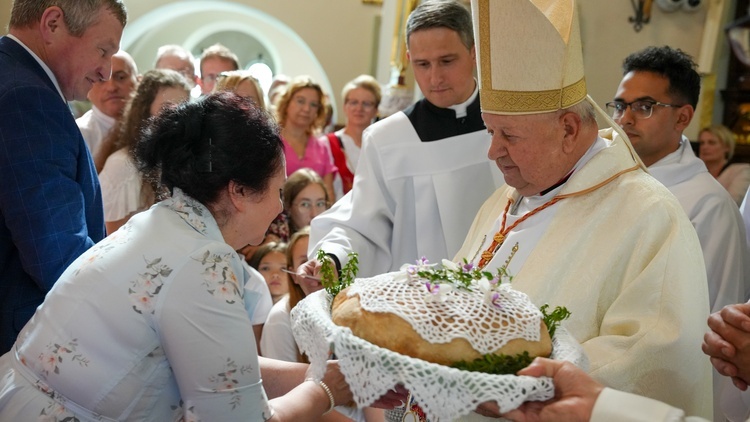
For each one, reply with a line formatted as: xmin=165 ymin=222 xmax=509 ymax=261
xmin=344 ymin=87 xmax=378 ymax=128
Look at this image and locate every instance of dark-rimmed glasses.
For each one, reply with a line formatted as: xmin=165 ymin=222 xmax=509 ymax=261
xmin=605 ymin=100 xmax=684 ymax=120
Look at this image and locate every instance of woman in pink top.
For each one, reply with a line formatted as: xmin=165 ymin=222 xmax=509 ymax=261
xmin=275 ymin=75 xmax=336 ymax=199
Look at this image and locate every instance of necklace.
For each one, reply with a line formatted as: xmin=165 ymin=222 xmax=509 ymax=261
xmin=476 ymin=163 xmax=642 ymax=269
xmin=477 ymin=196 xmax=563 ymax=269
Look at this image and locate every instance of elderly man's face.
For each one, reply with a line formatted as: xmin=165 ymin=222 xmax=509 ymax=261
xmin=86 ymin=53 xmax=137 ymax=118
xmin=156 ymin=55 xmax=196 ymax=87
xmin=46 ymin=7 xmax=124 ymax=101
xmin=407 ymin=27 xmax=476 ymax=109
xmin=484 ymin=111 xmax=570 ymax=196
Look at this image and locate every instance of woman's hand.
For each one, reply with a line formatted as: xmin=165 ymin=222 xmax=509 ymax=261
xmin=317 ymin=361 xmax=353 ymax=408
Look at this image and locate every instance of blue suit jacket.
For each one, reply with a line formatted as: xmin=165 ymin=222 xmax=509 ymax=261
xmin=0 ymin=36 xmax=106 ymax=353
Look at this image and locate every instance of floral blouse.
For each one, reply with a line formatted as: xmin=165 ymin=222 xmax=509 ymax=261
xmin=0 ymin=188 xmax=274 ymax=421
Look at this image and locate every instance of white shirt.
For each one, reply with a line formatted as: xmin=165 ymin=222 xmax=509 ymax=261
xmin=648 ymin=136 xmax=750 ymax=313
xmin=0 ymin=188 xmax=273 ymax=421
xmin=99 ymin=148 xmax=147 ymax=222
xmin=259 ymin=295 xmax=298 ymax=362
xmin=76 ymin=106 xmax=116 ymax=158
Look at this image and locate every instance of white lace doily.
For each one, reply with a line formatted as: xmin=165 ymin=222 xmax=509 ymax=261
xmin=348 ymin=271 xmax=543 ymax=354
xmin=291 ymin=290 xmax=588 ymax=422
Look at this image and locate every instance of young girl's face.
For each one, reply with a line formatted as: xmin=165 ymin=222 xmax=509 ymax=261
xmin=290 ymin=236 xmax=320 ymax=296
xmin=258 ymin=251 xmax=289 ymax=302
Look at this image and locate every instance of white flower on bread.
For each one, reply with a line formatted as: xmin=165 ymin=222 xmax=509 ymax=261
xmin=424 ymin=281 xmax=453 ymax=303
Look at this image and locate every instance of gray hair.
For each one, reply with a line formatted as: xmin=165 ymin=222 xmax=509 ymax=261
xmin=154 ymin=44 xmax=195 ymax=69
xmin=406 ymin=0 xmax=474 ymax=50
xmin=562 ymin=100 xmax=597 ymax=126
xmin=10 ymin=0 xmax=127 ymax=37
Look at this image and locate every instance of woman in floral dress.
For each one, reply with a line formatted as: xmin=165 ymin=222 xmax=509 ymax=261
xmin=0 ymin=93 xmax=402 ymax=421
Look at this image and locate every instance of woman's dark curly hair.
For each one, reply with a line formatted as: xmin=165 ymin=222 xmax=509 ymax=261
xmin=134 ymin=91 xmax=285 ymax=206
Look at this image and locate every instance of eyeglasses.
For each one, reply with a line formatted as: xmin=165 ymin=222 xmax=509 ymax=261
xmin=293 ymin=96 xmax=320 ymax=110
xmin=293 ymin=199 xmax=328 ymax=212
xmin=345 ymin=99 xmax=376 ymax=110
xmin=202 ymin=73 xmax=220 ymax=84
xmin=605 ymin=100 xmax=683 ymax=120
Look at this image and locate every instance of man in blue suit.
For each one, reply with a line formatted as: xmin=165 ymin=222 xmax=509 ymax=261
xmin=0 ymin=0 xmax=127 ymax=353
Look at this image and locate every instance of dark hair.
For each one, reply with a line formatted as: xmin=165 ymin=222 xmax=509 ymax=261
xmin=622 ymin=46 xmax=700 ymax=109
xmin=10 ymin=0 xmax=127 ymax=36
xmin=406 ymin=0 xmax=474 ymax=50
xmin=135 ymin=92 xmax=285 ymax=206
xmin=247 ymin=241 xmax=288 ymax=271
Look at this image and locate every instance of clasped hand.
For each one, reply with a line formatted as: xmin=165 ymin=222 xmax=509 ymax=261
xmin=702 ymin=302 xmax=750 ymax=390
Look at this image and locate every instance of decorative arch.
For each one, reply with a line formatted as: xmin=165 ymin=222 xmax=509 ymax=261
xmin=120 ymin=0 xmax=334 ymax=106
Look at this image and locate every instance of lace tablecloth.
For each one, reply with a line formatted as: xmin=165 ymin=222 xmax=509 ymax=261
xmin=291 ymin=290 xmax=588 ymax=422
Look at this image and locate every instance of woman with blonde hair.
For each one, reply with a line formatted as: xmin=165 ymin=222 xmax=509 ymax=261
xmin=327 ymin=74 xmax=382 ymax=197
xmin=213 ymin=70 xmax=266 ymax=110
xmin=699 ymin=124 xmax=750 ymax=205
xmin=275 ymin=75 xmax=336 ymax=199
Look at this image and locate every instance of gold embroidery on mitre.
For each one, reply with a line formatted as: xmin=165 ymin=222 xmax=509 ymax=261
xmin=480 ymin=78 xmax=587 ymax=114
xmin=478 ymin=0 xmax=492 ymax=92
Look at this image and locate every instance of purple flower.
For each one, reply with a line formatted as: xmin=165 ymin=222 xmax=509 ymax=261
xmin=490 ymin=292 xmax=503 ymax=309
xmin=462 ymin=262 xmax=474 ymax=272
xmin=423 ymin=282 xmax=453 ymax=303
xmin=425 ymin=282 xmax=439 ymax=294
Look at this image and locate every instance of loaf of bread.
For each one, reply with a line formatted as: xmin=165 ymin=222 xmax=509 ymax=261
xmin=331 ymin=272 xmax=552 ymax=366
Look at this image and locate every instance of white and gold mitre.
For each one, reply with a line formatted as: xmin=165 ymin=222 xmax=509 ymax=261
xmin=471 ymin=0 xmax=586 ymax=115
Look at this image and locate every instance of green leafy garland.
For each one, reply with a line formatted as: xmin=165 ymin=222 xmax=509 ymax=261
xmin=414 ymin=258 xmax=511 ymax=291
xmin=450 ymin=304 xmax=571 ymax=374
xmin=316 ymin=249 xmax=358 ymax=296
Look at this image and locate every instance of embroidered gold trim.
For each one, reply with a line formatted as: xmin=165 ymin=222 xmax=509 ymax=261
xmin=479 ymin=78 xmax=587 ymax=114
xmin=476 ymin=0 xmax=587 ymax=113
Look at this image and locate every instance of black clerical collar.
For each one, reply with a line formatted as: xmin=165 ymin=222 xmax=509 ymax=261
xmin=404 ymin=93 xmax=485 ymax=142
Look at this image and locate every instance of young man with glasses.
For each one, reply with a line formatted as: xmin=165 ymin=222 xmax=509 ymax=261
xmin=610 ymin=45 xmax=750 ymax=421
